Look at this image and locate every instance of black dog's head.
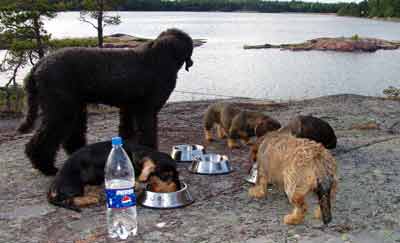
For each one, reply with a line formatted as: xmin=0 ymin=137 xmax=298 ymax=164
xmin=135 ymin=152 xmax=181 ymax=193
xmin=154 ymin=28 xmax=194 ymax=72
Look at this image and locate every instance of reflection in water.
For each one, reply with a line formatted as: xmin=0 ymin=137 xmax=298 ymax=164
xmin=1 ymin=12 xmax=400 ymax=101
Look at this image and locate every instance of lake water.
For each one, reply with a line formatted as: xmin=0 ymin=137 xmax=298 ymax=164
xmin=1 ymin=12 xmax=400 ymax=101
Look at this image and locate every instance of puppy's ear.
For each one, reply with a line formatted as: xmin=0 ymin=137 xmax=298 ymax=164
xmin=138 ymin=157 xmax=156 ymax=182
xmin=255 ymin=118 xmax=268 ymax=137
xmin=255 ymin=118 xmax=281 ymax=137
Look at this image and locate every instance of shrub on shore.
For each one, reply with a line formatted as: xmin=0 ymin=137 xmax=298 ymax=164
xmin=383 ymin=86 xmax=400 ymax=99
xmin=0 ymin=85 xmax=25 ymax=113
xmin=48 ymin=37 xmax=99 ymax=49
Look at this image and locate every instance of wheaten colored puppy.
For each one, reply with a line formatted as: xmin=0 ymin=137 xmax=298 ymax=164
xmin=249 ymin=131 xmax=337 ymax=225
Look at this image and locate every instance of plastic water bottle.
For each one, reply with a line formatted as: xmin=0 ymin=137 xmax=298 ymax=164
xmin=105 ymin=137 xmax=137 ymax=240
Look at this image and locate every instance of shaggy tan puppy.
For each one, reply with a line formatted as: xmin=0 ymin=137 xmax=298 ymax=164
xmin=249 ymin=132 xmax=337 ymax=225
xmin=203 ymin=102 xmax=281 ymax=149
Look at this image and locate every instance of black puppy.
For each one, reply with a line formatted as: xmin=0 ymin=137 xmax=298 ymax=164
xmin=281 ymin=115 xmax=337 ymax=149
xmin=48 ymin=141 xmax=180 ymax=211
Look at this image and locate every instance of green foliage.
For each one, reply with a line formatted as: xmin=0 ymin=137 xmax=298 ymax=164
xmin=37 ymin=0 xmax=343 ymax=13
xmin=0 ymin=84 xmax=25 ymax=113
xmin=351 ymin=34 xmax=360 ymax=41
xmin=49 ymin=37 xmax=98 ymax=49
xmin=0 ymin=0 xmax=57 ymax=112
xmin=337 ymin=2 xmax=364 ymax=17
xmin=340 ymin=0 xmax=400 ymax=18
xmin=383 ymin=86 xmax=400 ymax=98
xmin=119 ymin=0 xmax=342 ymax=13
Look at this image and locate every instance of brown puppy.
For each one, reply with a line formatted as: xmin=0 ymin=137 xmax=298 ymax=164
xmin=229 ymin=110 xmax=282 ymax=148
xmin=203 ymin=103 xmax=240 ymax=142
xmin=249 ymin=132 xmax=337 ymax=225
xmin=250 ymin=115 xmax=337 ymax=162
xmin=203 ymin=103 xmax=281 ymax=149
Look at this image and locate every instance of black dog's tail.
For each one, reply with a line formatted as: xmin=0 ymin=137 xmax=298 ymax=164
xmin=315 ymin=176 xmax=334 ymax=225
xmin=17 ymin=68 xmax=39 ymax=133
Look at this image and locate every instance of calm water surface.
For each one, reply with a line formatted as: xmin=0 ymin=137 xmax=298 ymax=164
xmin=1 ymin=12 xmax=400 ymax=101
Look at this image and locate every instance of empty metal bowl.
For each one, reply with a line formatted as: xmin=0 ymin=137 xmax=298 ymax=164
xmin=138 ymin=182 xmax=194 ymax=209
xmin=244 ymin=162 xmax=258 ymax=184
xmin=189 ymin=153 xmax=233 ymax=175
xmin=171 ymin=144 xmax=205 ymax=162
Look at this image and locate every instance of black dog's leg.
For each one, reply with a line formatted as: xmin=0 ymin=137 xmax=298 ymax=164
xmin=25 ymin=115 xmax=74 ymax=176
xmin=119 ymin=106 xmax=139 ymax=143
xmin=62 ymin=106 xmax=87 ymax=155
xmin=136 ymin=111 xmax=158 ymax=149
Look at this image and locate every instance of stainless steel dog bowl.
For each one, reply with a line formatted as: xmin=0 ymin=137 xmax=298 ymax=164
xmin=171 ymin=144 xmax=205 ymax=162
xmin=138 ymin=182 xmax=194 ymax=209
xmin=189 ymin=153 xmax=233 ymax=175
xmin=244 ymin=162 xmax=258 ymax=184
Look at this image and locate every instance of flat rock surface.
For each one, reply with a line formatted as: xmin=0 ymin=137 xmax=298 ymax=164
xmin=1 ymin=94 xmax=400 ymax=243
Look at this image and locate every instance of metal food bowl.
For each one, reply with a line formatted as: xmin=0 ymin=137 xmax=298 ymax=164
xmin=189 ymin=153 xmax=233 ymax=175
xmin=138 ymin=182 xmax=194 ymax=209
xmin=245 ymin=162 xmax=258 ymax=184
xmin=171 ymin=144 xmax=205 ymax=162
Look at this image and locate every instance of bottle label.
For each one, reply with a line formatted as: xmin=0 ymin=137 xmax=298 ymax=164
xmin=105 ymin=187 xmax=136 ymax=209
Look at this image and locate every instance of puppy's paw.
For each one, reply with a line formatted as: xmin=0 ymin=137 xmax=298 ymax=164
xmin=314 ymin=207 xmax=322 ymax=220
xmin=283 ymin=213 xmax=304 ymax=225
xmin=218 ymin=134 xmax=227 ymax=139
xmin=240 ymin=138 xmax=252 ymax=146
xmin=204 ymin=130 xmax=214 ymax=142
xmin=248 ymin=186 xmax=266 ymax=199
xmin=227 ymin=139 xmax=240 ymax=149
xmin=73 ymin=196 xmax=100 ymax=207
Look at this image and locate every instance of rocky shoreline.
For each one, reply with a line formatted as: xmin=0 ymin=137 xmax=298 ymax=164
xmin=1 ymin=94 xmax=400 ymax=242
xmin=103 ymin=33 xmax=207 ymax=48
xmin=244 ymin=37 xmax=400 ymax=52
xmin=0 ymin=33 xmax=207 ymax=50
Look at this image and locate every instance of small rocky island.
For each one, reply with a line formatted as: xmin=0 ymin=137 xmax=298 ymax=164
xmin=244 ymin=36 xmax=400 ymax=52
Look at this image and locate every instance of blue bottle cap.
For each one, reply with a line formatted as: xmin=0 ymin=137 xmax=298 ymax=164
xmin=111 ymin=136 xmax=122 ymax=146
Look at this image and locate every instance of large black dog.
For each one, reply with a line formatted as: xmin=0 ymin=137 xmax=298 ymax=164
xmin=17 ymin=28 xmax=194 ymax=175
xmin=48 ymin=140 xmax=181 ymax=212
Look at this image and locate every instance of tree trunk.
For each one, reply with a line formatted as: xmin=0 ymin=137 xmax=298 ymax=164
xmin=97 ymin=0 xmax=104 ymax=48
xmin=98 ymin=16 xmax=103 ymax=48
xmin=33 ymin=16 xmax=45 ymax=59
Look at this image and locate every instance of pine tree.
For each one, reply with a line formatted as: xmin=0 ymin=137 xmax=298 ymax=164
xmin=0 ymin=0 xmax=57 ymax=111
xmin=79 ymin=0 xmax=123 ymax=48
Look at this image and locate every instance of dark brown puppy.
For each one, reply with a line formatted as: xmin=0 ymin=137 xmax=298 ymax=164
xmin=203 ymin=103 xmax=281 ymax=149
xmin=229 ymin=110 xmax=282 ymax=148
xmin=250 ymin=115 xmax=337 ymax=162
xmin=48 ymin=141 xmax=180 ymax=212
xmin=18 ymin=28 xmax=194 ymax=176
